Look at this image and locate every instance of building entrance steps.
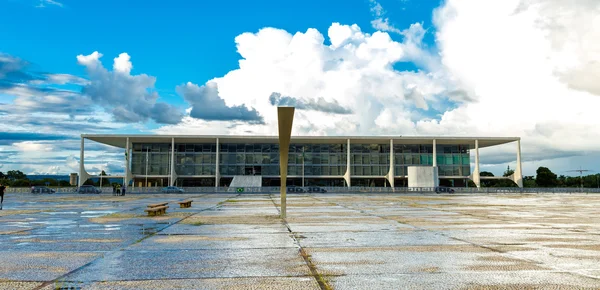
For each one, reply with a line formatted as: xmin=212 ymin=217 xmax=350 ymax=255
xmin=229 ymin=175 xmax=262 ymax=190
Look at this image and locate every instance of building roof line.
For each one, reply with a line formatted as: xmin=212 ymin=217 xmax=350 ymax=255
xmin=81 ymin=134 xmax=519 ymax=141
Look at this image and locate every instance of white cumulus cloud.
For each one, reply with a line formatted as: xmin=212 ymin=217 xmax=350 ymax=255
xmin=369 ymin=0 xmax=402 ymax=34
xmin=76 ymin=51 xmax=184 ymax=124
xmin=113 ymin=53 xmax=133 ymax=75
xmin=157 ymin=23 xmax=462 ymax=138
xmin=156 ymin=0 xmax=600 ymax=174
xmin=429 ymin=0 xmax=600 ymax=154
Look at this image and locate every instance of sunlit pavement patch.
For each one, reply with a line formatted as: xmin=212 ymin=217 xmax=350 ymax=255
xmin=62 ymin=248 xmax=312 ymax=282
xmin=0 ymin=251 xmax=102 ymax=281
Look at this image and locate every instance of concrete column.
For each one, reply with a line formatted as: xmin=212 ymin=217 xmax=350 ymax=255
xmin=78 ymin=136 xmax=91 ymax=186
xmin=79 ymin=136 xmax=85 ymax=186
xmin=473 ymin=139 xmax=481 ymax=188
xmin=343 ymin=139 xmax=351 ymax=187
xmin=432 ymin=139 xmax=437 ymax=167
xmin=215 ymin=138 xmax=220 ymax=188
xmin=124 ymin=137 xmax=130 ymax=187
xmin=170 ymin=138 xmax=176 ymax=186
xmin=514 ymin=139 xmax=523 ymax=188
xmin=385 ymin=139 xmax=394 ymax=187
xmin=277 ymin=107 xmax=295 ymax=219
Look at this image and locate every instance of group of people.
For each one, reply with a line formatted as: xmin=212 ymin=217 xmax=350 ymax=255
xmin=112 ymin=184 xmax=126 ymax=196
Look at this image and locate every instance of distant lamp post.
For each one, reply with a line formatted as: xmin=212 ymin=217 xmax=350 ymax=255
xmin=567 ymin=168 xmax=591 ymax=193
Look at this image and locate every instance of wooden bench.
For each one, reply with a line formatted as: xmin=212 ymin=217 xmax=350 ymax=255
xmin=144 ymin=205 xmax=169 ymax=216
xmin=177 ymin=199 xmax=193 ymax=208
xmin=147 ymin=202 xmax=168 ymax=208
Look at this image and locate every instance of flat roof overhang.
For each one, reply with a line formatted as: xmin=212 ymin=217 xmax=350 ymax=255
xmin=83 ymin=134 xmax=519 ymax=150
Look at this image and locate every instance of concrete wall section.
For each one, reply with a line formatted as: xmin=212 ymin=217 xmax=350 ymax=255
xmin=408 ymin=166 xmax=439 ymax=188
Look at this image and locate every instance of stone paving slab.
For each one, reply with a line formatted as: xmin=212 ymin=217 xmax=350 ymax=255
xmin=326 ymin=272 xmax=600 ymax=289
xmin=0 ymin=281 xmax=48 ymax=290
xmin=132 ymin=232 xmax=298 ymax=250
xmin=63 ymin=248 xmax=311 ymax=281
xmin=287 ymin=221 xmax=413 ymax=232
xmin=55 ymin=277 xmax=320 ymax=290
xmin=297 ymin=230 xmax=461 ymax=248
xmin=306 ymin=247 xmax=509 ymax=275
xmin=0 ymin=251 xmax=103 ymax=281
xmin=159 ymin=223 xmax=290 ymax=235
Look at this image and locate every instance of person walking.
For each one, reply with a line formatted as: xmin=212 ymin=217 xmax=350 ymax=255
xmin=0 ymin=183 xmax=6 ymax=210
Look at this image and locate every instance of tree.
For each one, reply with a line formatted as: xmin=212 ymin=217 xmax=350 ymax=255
xmin=494 ymin=166 xmax=517 ymax=187
xmin=536 ymin=167 xmax=558 ymax=187
xmin=0 ymin=171 xmax=5 ymax=179
xmin=480 ymin=171 xmax=496 ymax=187
xmin=41 ymin=178 xmax=58 ymax=186
xmin=58 ymin=180 xmax=71 ymax=187
xmin=12 ymin=179 xmax=30 ymax=187
xmin=6 ymin=170 xmax=27 ymax=180
xmin=467 ymin=180 xmax=477 ymax=188
xmin=503 ymin=166 xmax=514 ymax=177
xmin=523 ymin=176 xmax=536 ymax=187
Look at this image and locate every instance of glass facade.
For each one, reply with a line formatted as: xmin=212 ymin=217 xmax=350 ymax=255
xmin=219 ymin=143 xmax=280 ymax=176
xmin=393 ymin=144 xmax=471 ymax=177
xmin=130 ymin=141 xmax=470 ymax=179
xmin=217 ymin=143 xmax=347 ymax=176
xmin=351 ymin=144 xmax=390 ymax=176
xmin=131 ymin=143 xmax=216 ymax=176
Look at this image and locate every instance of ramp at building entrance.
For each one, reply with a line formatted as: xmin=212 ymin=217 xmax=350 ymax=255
xmin=229 ymin=175 xmax=262 ymax=190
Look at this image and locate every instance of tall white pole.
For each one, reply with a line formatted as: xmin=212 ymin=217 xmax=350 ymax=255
xmin=170 ymin=138 xmax=176 ymax=186
xmin=145 ymin=150 xmax=149 ymax=187
xmin=79 ymin=137 xmax=85 ymax=187
xmin=215 ymin=138 xmax=220 ymax=188
xmin=432 ymin=139 xmax=437 ymax=167
xmin=124 ymin=137 xmax=130 ymax=189
xmin=473 ymin=139 xmax=481 ymax=188
xmin=302 ymin=145 xmax=305 ymax=187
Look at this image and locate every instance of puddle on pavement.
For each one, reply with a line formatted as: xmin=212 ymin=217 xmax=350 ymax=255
xmin=103 ymin=225 xmax=121 ymax=231
xmin=31 ymin=220 xmax=76 ymax=226
xmin=135 ymin=223 xmax=170 ymax=235
xmin=44 ymin=211 xmax=79 ymax=215
xmin=139 ymin=226 xmax=158 ymax=235
xmin=81 ymin=210 xmax=117 ymax=218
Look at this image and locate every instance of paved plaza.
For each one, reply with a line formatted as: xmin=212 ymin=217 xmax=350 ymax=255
xmin=1 ymin=192 xmax=600 ymax=289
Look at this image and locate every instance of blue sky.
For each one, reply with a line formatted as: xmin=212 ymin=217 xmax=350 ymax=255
xmin=1 ymin=0 xmax=599 ymax=177
xmin=1 ymin=0 xmax=438 ymax=99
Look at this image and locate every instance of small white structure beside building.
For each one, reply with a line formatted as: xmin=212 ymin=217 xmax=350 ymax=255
xmin=407 ymin=166 xmax=440 ymax=188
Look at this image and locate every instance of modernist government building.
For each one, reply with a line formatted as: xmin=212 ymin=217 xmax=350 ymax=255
xmin=79 ymin=135 xmax=523 ymax=188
